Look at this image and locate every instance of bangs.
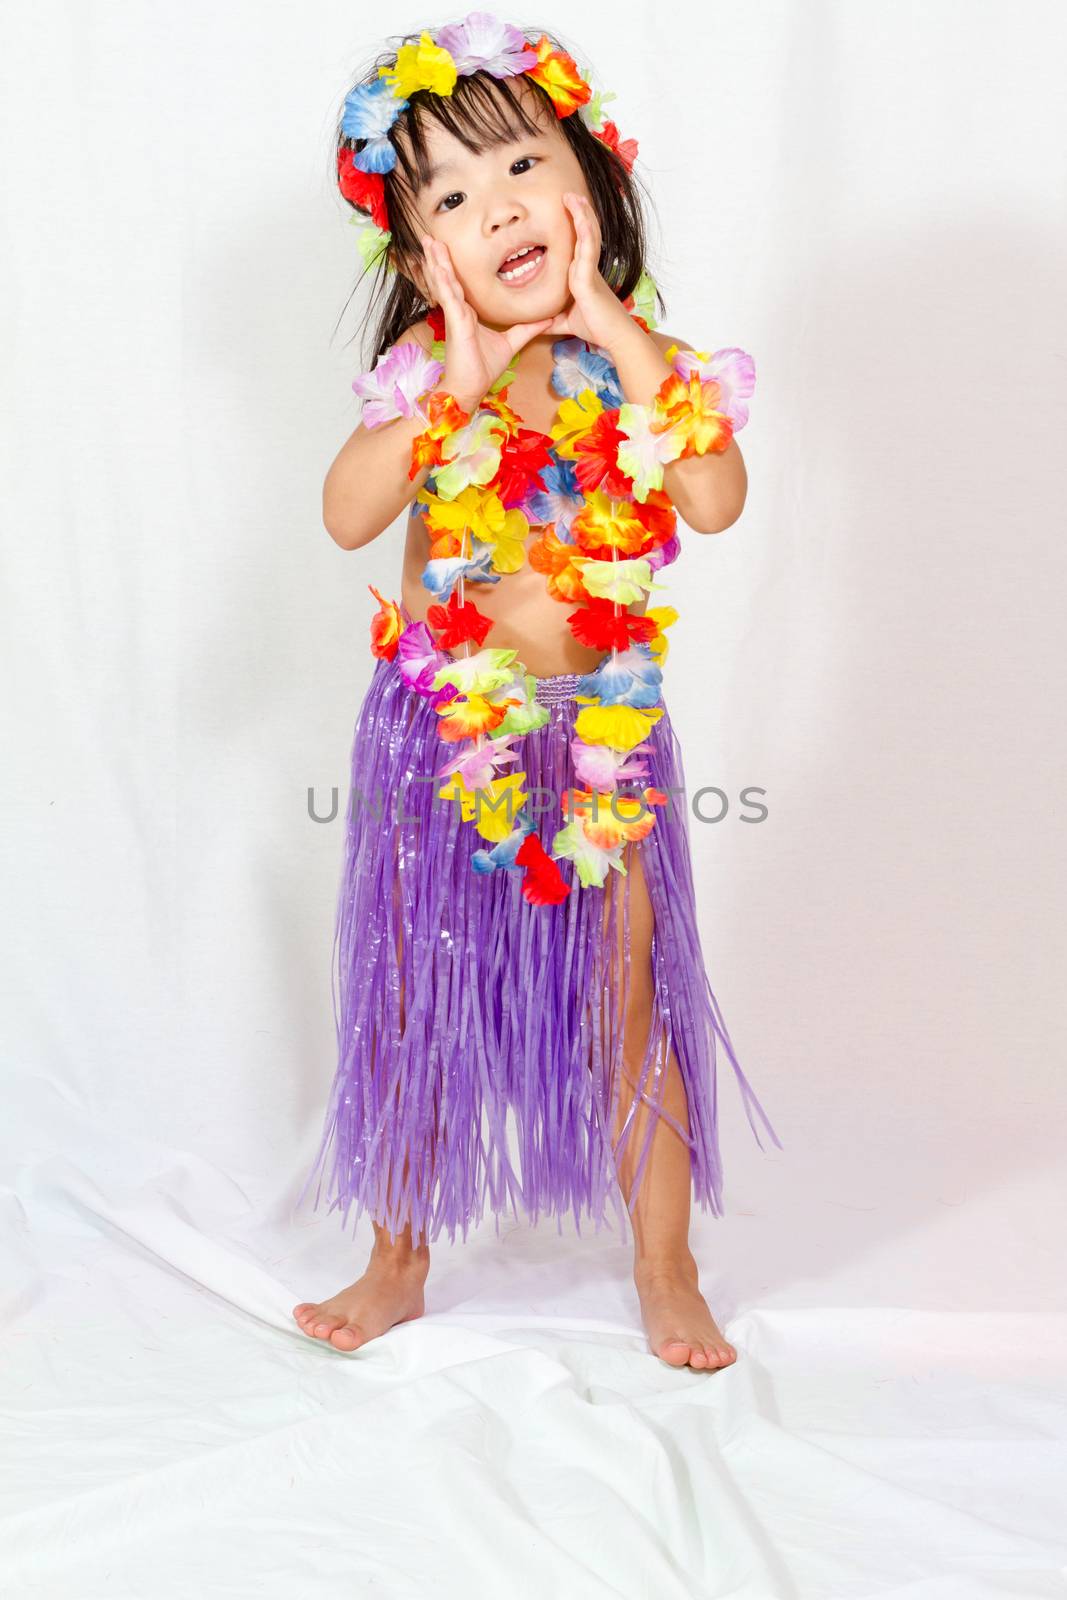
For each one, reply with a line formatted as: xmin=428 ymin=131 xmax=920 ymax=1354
xmin=389 ymin=73 xmax=551 ymax=203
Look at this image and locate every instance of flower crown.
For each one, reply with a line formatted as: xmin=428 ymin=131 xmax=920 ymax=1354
xmin=336 ymin=10 xmax=638 ymax=274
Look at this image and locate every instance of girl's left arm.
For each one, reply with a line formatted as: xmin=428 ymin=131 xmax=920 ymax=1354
xmin=606 ymin=321 xmax=748 ymax=536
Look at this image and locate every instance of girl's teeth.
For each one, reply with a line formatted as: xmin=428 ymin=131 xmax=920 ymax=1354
xmin=498 ymin=247 xmax=544 ymax=281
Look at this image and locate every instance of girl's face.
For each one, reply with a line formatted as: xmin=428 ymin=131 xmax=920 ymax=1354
xmin=396 ymin=86 xmax=592 ymax=331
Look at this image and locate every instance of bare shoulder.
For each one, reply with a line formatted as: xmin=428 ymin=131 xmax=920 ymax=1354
xmin=394 ymin=316 xmax=435 ymax=353
xmin=648 ymin=328 xmax=696 ymax=356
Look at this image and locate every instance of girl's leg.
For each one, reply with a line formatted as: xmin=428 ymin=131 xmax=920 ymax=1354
xmin=294 ymin=838 xmax=434 ymax=1351
xmin=604 ymin=842 xmax=737 ymax=1371
xmin=291 ymin=1213 xmax=430 ymax=1352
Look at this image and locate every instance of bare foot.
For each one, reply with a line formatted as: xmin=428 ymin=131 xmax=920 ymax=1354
xmin=634 ymin=1255 xmax=738 ymax=1371
xmin=293 ymin=1251 xmax=429 ymax=1353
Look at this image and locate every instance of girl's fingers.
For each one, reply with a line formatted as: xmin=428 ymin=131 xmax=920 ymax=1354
xmin=439 ymin=246 xmax=463 ymax=303
xmin=422 ymin=236 xmax=463 ymax=322
xmin=563 ymin=193 xmax=597 ymax=283
xmin=431 ymin=250 xmax=452 ymax=310
xmin=431 ymin=242 xmax=451 ymax=307
xmin=580 ymin=195 xmax=600 ymax=246
xmin=507 ymin=316 xmax=556 ymax=353
xmin=420 ymin=233 xmax=440 ymax=302
xmin=434 ymin=240 xmax=469 ymax=315
xmin=575 ymin=197 xmax=599 ymax=271
xmin=433 ymin=242 xmax=479 ymax=343
xmin=424 ymin=239 xmax=461 ymax=330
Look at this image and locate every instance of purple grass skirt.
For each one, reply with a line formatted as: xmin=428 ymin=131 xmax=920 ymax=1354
xmin=297 ymin=645 xmax=782 ymax=1245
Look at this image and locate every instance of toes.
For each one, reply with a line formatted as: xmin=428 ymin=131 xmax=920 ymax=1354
xmin=294 ymin=1306 xmax=325 ymax=1335
xmin=329 ymin=1323 xmax=364 ymax=1352
xmin=706 ymin=1343 xmax=736 ymax=1368
xmin=292 ymin=1305 xmax=366 ymax=1351
xmin=311 ymin=1315 xmax=344 ymax=1338
xmin=688 ymin=1346 xmax=709 ymax=1369
xmin=657 ymin=1339 xmax=692 ymax=1368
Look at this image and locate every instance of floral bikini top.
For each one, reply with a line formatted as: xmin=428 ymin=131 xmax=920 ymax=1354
xmin=356 ymin=289 xmax=756 ymax=907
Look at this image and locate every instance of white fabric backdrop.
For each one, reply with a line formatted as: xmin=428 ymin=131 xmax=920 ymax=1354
xmin=2 ymin=1 xmax=1065 ymax=1594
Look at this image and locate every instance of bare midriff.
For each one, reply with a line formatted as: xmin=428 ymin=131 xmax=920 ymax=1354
xmin=400 ymin=510 xmax=650 ymax=680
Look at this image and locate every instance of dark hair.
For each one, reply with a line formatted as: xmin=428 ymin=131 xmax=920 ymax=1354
xmin=331 ymin=25 xmax=665 ymax=367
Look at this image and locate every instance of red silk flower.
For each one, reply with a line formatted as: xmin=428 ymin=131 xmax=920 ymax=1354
xmin=337 ymin=151 xmax=389 ymax=232
xmin=515 ymin=831 xmax=572 ymax=904
xmin=566 ymin=597 xmax=660 ymax=652
xmin=592 ymin=121 xmax=639 ymax=174
xmin=571 ymin=408 xmax=633 ymax=499
xmin=426 ymin=591 xmax=494 ymax=650
xmin=494 ymin=428 xmax=556 ymax=509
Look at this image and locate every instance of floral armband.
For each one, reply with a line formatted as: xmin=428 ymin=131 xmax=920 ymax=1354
xmin=408 ymin=390 xmax=473 ymax=480
xmin=347 ymin=338 xmax=483 ymax=480
xmin=350 ymin=339 xmax=444 ymax=429
xmin=614 ymin=345 xmax=756 ymax=502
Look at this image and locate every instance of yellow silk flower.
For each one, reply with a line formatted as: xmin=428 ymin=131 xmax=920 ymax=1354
xmin=644 ymin=605 xmax=678 ymax=666
xmin=418 ymin=485 xmax=529 ymax=572
xmin=573 ymin=702 xmax=664 ymax=751
xmin=379 ymin=34 xmax=457 ymax=98
xmin=438 ymin=770 xmax=529 ymax=842
xmin=549 ymin=389 xmax=603 ymax=459
xmin=570 ymin=489 xmax=652 ymax=555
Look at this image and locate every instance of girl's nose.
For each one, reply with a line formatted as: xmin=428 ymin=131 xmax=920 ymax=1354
xmin=487 ymin=201 xmax=525 ymax=232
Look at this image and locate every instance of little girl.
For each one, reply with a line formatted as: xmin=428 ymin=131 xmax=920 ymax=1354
xmin=293 ymin=11 xmax=781 ymax=1371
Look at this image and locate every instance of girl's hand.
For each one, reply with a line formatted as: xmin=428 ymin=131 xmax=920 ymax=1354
xmin=420 ymin=235 xmax=553 ymax=410
xmin=542 ymin=193 xmax=635 ymax=352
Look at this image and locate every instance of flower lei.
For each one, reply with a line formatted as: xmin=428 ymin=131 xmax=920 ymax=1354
xmin=336 ymin=10 xmax=639 ymax=274
xmin=336 ymin=10 xmax=756 ymax=904
xmin=357 ymin=303 xmax=756 ymax=906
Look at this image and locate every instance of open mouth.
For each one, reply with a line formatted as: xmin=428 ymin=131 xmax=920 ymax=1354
xmin=496 ymin=243 xmax=548 ymax=285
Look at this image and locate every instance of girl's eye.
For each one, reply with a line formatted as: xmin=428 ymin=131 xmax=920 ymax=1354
xmin=436 ymin=156 xmax=538 ymax=213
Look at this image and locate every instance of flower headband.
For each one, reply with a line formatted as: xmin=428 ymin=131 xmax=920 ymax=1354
xmin=336 ymin=10 xmax=638 ymax=273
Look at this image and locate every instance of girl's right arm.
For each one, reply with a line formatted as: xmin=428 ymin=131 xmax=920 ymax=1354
xmin=324 ymin=238 xmax=555 ymax=551
xmin=322 ymin=324 xmax=486 ymax=552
